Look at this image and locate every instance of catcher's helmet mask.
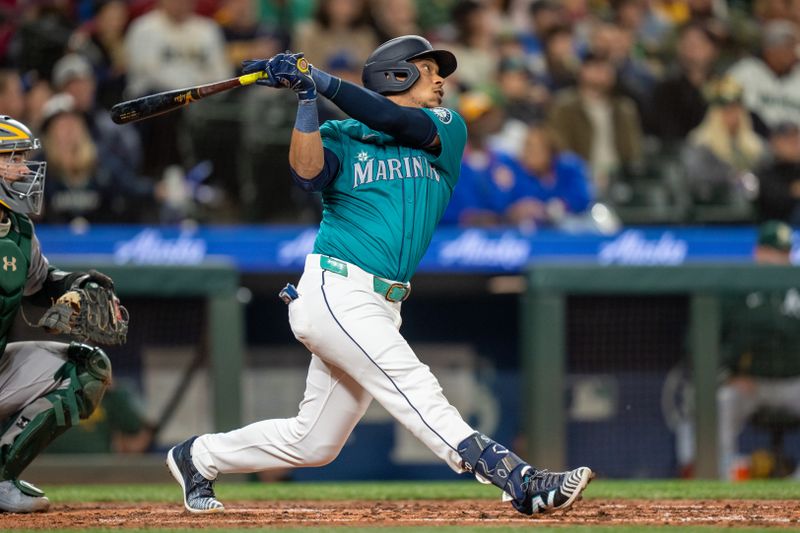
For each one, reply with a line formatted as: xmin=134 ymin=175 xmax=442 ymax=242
xmin=362 ymin=35 xmax=457 ymax=95
xmin=0 ymin=116 xmax=45 ymax=215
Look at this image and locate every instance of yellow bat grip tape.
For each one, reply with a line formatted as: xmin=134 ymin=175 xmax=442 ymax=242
xmin=238 ymin=71 xmax=268 ymax=85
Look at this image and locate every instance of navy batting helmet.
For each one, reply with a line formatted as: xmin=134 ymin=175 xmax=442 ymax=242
xmin=362 ymin=35 xmax=457 ymax=95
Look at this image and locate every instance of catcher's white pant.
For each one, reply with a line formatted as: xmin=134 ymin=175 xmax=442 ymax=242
xmin=718 ymin=376 xmax=800 ymax=478
xmin=192 ymin=254 xmax=475 ymax=479
xmin=0 ymin=342 xmax=69 ymax=422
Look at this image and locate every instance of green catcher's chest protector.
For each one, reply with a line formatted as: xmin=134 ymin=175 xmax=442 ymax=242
xmin=0 ymin=211 xmax=32 ymax=356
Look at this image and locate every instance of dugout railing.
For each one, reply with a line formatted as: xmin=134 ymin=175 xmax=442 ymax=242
xmin=522 ymin=264 xmax=799 ymax=479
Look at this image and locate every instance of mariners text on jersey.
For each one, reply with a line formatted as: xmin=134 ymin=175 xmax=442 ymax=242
xmin=353 ymin=153 xmax=441 ymax=188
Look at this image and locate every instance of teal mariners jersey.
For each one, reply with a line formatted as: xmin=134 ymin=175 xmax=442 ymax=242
xmin=313 ymin=107 xmax=467 ymax=282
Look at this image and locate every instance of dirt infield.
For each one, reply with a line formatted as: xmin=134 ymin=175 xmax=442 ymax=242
xmin=2 ymin=499 xmax=799 ymax=529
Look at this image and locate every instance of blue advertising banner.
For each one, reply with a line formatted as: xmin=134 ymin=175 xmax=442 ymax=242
xmin=35 ymin=225 xmax=791 ymax=273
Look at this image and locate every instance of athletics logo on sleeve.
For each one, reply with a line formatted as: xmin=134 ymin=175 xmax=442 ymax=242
xmin=431 ymin=107 xmax=452 ymax=124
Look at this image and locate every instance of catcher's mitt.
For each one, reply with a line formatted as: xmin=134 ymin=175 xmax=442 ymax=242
xmin=34 ymin=281 xmax=129 ymax=346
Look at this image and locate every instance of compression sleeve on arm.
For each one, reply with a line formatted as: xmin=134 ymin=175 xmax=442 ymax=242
xmin=312 ymin=69 xmax=437 ymax=148
xmin=290 ymin=147 xmax=341 ymax=192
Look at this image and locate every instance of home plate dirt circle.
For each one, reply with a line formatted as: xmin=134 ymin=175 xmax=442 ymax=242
xmin=2 ymin=499 xmax=799 ymax=528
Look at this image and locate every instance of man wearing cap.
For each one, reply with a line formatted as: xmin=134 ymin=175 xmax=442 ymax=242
xmin=165 ymin=36 xmax=593 ymax=516
xmin=728 ymin=20 xmax=800 ymax=132
xmin=548 ymin=50 xmax=643 ymax=196
xmin=717 ymin=220 xmax=800 ymax=478
xmin=50 ymin=53 xmax=141 ymax=175
xmin=756 ymin=121 xmax=800 ymax=224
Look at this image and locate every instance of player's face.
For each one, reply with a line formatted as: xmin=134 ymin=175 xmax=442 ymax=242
xmin=0 ymin=152 xmax=30 ymax=183
xmin=406 ymin=58 xmax=445 ymax=108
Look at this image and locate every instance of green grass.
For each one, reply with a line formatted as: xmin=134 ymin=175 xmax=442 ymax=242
xmin=7 ymin=481 xmax=794 ymax=533
xmin=41 ymin=479 xmax=800 ymax=503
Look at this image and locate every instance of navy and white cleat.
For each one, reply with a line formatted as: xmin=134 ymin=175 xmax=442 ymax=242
xmin=167 ymin=436 xmax=225 ymax=514
xmin=510 ymin=466 xmax=594 ymax=515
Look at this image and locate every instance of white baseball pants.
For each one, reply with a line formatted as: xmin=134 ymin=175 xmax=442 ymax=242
xmin=717 ymin=376 xmax=800 ymax=478
xmin=192 ymin=254 xmax=475 ymax=479
xmin=0 ymin=342 xmax=70 ymax=422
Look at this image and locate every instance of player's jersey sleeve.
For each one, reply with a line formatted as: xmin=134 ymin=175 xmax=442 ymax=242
xmin=24 ymin=231 xmax=50 ymax=297
xmin=320 ymin=121 xmax=345 ymax=161
xmin=421 ymin=107 xmax=467 ymax=187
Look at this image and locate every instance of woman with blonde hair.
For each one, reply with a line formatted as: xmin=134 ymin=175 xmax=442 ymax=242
xmin=682 ymin=77 xmax=764 ymax=206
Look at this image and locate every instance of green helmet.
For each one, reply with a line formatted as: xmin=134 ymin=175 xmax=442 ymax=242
xmin=0 ymin=116 xmax=46 ymax=215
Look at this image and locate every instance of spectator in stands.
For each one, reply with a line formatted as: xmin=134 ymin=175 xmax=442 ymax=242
xmin=718 ymin=220 xmax=800 ymax=479
xmin=22 ymin=76 xmax=54 ymax=134
xmin=51 ymin=53 xmax=142 ymax=174
xmin=38 ymin=95 xmax=160 ymax=225
xmin=0 ymin=3 xmax=16 ymax=60
xmin=756 ymin=121 xmax=800 ymax=223
xmin=539 ymin=25 xmax=581 ymax=92
xmin=728 ymin=20 xmax=800 ymax=135
xmin=369 ymin=0 xmax=420 ymax=43
xmin=497 ymin=55 xmax=547 ymax=125
xmin=652 ymin=0 xmax=691 ymax=27
xmin=293 ymin=0 xmax=377 ymax=69
xmin=446 ymin=0 xmax=501 ymax=90
xmin=651 ymin=22 xmax=720 ymax=145
xmin=499 ymin=124 xmax=594 ymax=230
xmin=611 ymin=0 xmax=672 ymax=58
xmin=590 ymin=20 xmax=657 ymax=127
xmin=0 ymin=69 xmax=24 ymax=119
xmin=69 ymin=0 xmax=130 ymax=110
xmin=9 ymin=0 xmax=76 ymax=81
xmin=215 ymin=0 xmax=280 ymax=70
xmin=124 ymin=0 xmax=231 ymax=178
xmin=441 ymin=90 xmax=507 ymax=227
xmin=682 ymin=77 xmax=764 ymax=206
xmin=124 ymin=0 xmax=232 ymax=96
xmin=548 ymin=51 xmax=643 ymax=197
xmin=519 ymin=0 xmax=566 ymax=79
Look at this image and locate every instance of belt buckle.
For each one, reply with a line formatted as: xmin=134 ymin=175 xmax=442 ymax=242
xmin=385 ymin=282 xmax=410 ymax=303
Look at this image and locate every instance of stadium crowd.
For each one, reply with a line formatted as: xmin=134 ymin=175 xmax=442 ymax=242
xmin=0 ymin=0 xmax=799 ymax=230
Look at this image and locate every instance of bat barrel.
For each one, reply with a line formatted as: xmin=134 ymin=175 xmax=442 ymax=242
xmin=110 ymin=73 xmax=264 ymax=125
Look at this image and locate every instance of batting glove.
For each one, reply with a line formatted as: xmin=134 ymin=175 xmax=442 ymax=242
xmin=267 ymin=52 xmax=317 ymax=102
xmin=242 ymin=58 xmax=278 ymax=88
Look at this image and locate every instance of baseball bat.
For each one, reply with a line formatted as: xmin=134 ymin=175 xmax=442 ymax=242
xmin=110 ymin=71 xmax=268 ymax=125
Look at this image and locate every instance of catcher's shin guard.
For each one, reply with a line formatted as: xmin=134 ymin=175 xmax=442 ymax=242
xmin=0 ymin=343 xmax=111 ymax=480
xmin=457 ymin=432 xmax=529 ymax=504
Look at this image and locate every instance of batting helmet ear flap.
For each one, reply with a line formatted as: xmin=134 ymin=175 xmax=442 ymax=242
xmin=362 ymin=60 xmax=420 ymax=95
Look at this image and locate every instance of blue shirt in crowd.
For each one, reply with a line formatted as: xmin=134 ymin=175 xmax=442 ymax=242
xmin=442 ymin=148 xmax=594 ymax=225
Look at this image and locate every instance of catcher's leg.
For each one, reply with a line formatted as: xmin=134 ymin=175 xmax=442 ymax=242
xmin=0 ymin=342 xmax=111 ymax=511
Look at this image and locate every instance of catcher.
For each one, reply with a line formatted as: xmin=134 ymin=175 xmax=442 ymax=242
xmin=0 ymin=116 xmax=128 ymax=512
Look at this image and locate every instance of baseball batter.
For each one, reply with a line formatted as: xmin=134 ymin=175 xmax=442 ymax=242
xmin=168 ymin=36 xmax=593 ymax=516
xmin=0 ymin=116 xmax=122 ymax=513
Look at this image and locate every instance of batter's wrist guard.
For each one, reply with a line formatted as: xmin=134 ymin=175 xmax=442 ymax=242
xmin=458 ymin=432 xmax=530 ymax=504
xmin=294 ymin=99 xmax=319 ymax=133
